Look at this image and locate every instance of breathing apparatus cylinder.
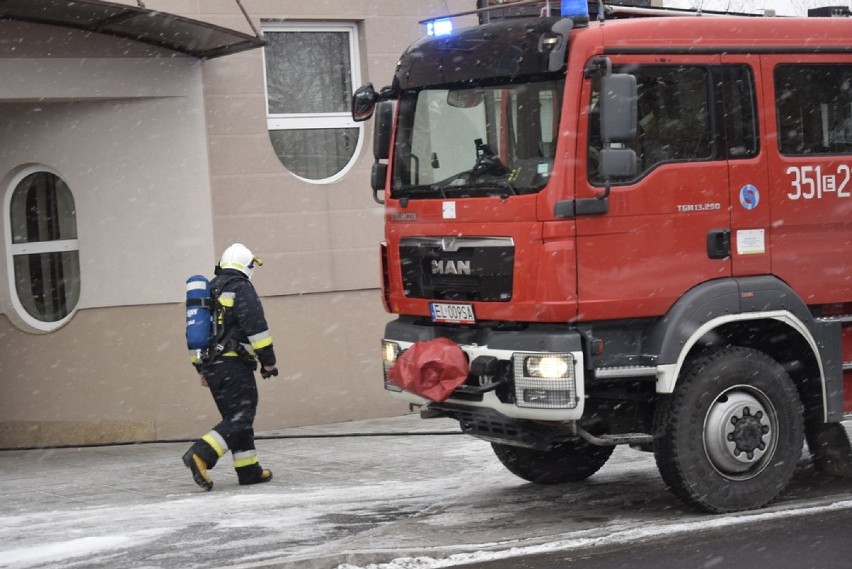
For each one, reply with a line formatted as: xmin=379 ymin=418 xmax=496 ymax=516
xmin=186 ymin=275 xmax=212 ymax=358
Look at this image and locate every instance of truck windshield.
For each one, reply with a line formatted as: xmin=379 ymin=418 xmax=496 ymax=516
xmin=392 ymin=80 xmax=564 ymax=199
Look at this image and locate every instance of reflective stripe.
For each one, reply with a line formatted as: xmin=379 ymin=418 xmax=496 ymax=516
xmin=222 ymin=343 xmax=256 ymax=358
xmin=187 ymin=280 xmax=207 ymax=292
xmin=232 ymin=450 xmax=259 ymax=469
xmin=252 ymin=337 xmax=273 ymax=350
xmin=248 ymin=330 xmax=273 ymax=350
xmin=189 ymin=350 xmax=198 ymax=363
xmin=218 ymin=292 xmax=235 ymax=308
xmin=221 ymin=261 xmax=246 ymax=272
xmin=202 ymin=431 xmax=228 ymax=457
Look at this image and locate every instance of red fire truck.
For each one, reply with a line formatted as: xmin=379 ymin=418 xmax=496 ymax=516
xmin=352 ymin=2 xmax=852 ymax=512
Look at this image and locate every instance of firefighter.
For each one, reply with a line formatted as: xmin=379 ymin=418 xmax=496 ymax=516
xmin=182 ymin=243 xmax=278 ymax=490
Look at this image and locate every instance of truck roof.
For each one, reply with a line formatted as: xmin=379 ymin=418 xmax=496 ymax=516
xmin=594 ymin=15 xmax=852 ymax=53
xmin=394 ymin=14 xmax=852 ymax=90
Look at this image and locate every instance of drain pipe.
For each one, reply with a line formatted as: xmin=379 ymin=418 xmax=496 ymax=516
xmin=235 ymin=0 xmax=262 ymax=39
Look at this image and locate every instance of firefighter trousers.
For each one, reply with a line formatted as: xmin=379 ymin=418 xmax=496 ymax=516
xmin=189 ymin=357 xmax=265 ymax=484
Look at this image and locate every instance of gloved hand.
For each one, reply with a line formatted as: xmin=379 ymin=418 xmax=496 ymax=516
xmin=261 ymin=366 xmax=279 ymax=379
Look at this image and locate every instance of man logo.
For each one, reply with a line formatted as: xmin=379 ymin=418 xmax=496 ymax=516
xmin=431 ymin=260 xmax=471 ymax=275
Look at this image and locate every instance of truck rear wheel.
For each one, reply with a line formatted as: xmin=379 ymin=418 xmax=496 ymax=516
xmin=653 ymin=346 xmax=804 ymax=513
xmin=492 ymin=439 xmax=614 ymax=484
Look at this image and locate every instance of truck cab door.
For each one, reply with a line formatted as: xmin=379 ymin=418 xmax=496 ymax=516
xmin=575 ymin=55 xmax=732 ymax=321
xmin=720 ymin=55 xmax=771 ymax=276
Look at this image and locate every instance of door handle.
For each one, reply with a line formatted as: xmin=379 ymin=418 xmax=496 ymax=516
xmin=707 ymin=229 xmax=731 ymax=259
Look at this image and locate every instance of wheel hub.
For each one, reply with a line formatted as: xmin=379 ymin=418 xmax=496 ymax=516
xmin=729 ymin=408 xmax=768 ymax=457
xmin=704 ymin=389 xmax=775 ymax=478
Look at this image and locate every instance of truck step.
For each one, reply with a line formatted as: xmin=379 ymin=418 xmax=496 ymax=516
xmin=816 ymin=314 xmax=852 ymax=323
xmin=577 ymin=427 xmax=654 ymax=446
xmin=594 ymin=366 xmax=657 ymax=379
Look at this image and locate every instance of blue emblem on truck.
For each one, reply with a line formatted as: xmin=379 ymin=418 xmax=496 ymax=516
xmin=740 ymin=184 xmax=760 ymax=210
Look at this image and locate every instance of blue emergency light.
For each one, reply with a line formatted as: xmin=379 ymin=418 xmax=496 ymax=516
xmin=426 ymin=18 xmax=453 ymax=37
xmin=561 ymin=0 xmax=589 ymax=21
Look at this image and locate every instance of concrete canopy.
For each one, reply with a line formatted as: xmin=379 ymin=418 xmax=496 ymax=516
xmin=0 ymin=0 xmax=265 ymax=59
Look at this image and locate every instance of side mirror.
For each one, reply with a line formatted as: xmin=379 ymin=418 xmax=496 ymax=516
xmin=352 ymin=83 xmax=378 ymax=122
xmin=599 ymin=71 xmax=638 ymax=182
xmin=555 ymin=62 xmax=639 ymax=219
xmin=371 ymin=163 xmax=388 ymax=201
xmin=599 ymin=148 xmax=637 ymax=180
xmin=447 ymin=88 xmax=484 ymax=109
xmin=370 ymin=101 xmax=394 ymax=203
xmin=600 ymin=74 xmax=638 ymax=143
xmin=374 ymin=101 xmax=394 ymax=161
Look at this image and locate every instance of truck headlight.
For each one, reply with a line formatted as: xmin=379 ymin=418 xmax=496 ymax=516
xmin=381 ymin=340 xmax=402 ymax=392
xmin=524 ymin=355 xmax=570 ymax=378
xmin=513 ymin=353 xmax=577 ymax=409
xmin=382 ymin=340 xmax=400 ymax=366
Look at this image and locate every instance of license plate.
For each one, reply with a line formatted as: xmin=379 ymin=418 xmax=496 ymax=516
xmin=430 ymin=302 xmax=475 ymax=324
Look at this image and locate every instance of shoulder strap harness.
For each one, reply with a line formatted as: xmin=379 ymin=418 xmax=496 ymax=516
xmin=201 ymin=275 xmax=256 ymax=369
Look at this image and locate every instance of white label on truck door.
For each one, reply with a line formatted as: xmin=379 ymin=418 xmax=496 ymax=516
xmin=737 ymin=229 xmax=766 ymax=255
xmin=443 ymin=201 xmax=456 ymax=219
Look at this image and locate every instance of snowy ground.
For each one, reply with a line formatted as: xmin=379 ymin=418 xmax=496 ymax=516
xmin=0 ymin=416 xmax=850 ymax=569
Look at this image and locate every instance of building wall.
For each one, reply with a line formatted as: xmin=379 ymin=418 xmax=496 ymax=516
xmin=148 ymin=0 xmax=477 ymax=298
xmin=0 ymin=21 xmax=218 ymax=447
xmin=0 ymin=290 xmax=393 ymax=448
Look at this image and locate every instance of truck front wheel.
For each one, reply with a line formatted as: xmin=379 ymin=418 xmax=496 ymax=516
xmin=653 ymin=346 xmax=804 ymax=513
xmin=492 ymin=439 xmax=614 ymax=484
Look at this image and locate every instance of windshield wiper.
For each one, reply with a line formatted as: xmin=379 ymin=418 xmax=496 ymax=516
xmin=394 ymin=184 xmax=447 ymax=199
xmin=399 ymin=167 xmax=520 ymax=200
xmin=493 ymin=179 xmax=519 ymax=195
xmin=432 ymin=170 xmax=472 ymax=193
xmin=441 ymin=178 xmax=519 ymax=198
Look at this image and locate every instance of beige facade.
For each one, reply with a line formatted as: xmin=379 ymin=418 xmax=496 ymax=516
xmin=0 ymin=0 xmax=474 ymax=448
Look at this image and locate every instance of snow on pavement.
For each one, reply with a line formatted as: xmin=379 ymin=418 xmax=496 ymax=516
xmin=0 ymin=417 xmax=850 ymax=569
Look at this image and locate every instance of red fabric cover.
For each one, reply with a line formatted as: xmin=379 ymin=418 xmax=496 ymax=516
xmin=388 ymin=338 xmax=469 ymax=402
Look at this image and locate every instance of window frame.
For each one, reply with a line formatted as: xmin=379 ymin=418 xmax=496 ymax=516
xmin=587 ymin=63 xmax=716 ymax=186
xmin=3 ymin=164 xmax=80 ymax=333
xmin=587 ymin=63 xmax=762 ymax=187
xmin=260 ymin=20 xmax=364 ymax=184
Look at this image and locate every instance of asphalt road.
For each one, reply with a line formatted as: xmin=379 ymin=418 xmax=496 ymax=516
xmin=459 ymin=506 xmax=852 ymax=569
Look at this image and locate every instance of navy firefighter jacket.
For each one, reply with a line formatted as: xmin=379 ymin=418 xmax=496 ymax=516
xmin=210 ymin=269 xmax=276 ymax=368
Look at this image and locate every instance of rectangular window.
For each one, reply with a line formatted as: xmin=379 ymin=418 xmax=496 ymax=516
xmin=588 ymin=65 xmax=713 ymax=183
xmin=775 ymin=64 xmax=852 ymax=156
xmin=262 ymin=22 xmax=362 ymax=183
xmin=722 ymin=65 xmax=759 ymax=159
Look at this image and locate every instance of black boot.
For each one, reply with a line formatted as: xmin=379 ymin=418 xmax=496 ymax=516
xmin=182 ymin=450 xmax=214 ymax=491
xmin=239 ymin=468 xmax=273 ymax=486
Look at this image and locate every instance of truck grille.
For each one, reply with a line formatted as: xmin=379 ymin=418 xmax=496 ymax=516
xmin=400 ymin=237 xmax=514 ymax=302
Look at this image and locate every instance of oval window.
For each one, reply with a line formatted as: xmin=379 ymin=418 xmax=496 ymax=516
xmin=262 ymin=22 xmax=363 ymax=183
xmin=5 ymin=166 xmax=80 ymax=331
